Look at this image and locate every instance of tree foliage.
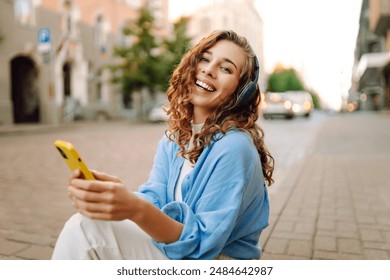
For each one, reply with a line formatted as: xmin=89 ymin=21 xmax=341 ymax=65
xmin=267 ymin=66 xmax=321 ymax=109
xmin=111 ymin=6 xmax=191 ymax=107
xmin=111 ymin=5 xmax=163 ymax=106
xmin=267 ymin=67 xmax=305 ymax=92
xmin=307 ymin=89 xmax=321 ymax=109
xmin=162 ymin=17 xmax=192 ymax=83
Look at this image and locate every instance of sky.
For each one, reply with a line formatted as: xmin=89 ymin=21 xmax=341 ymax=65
xmin=168 ymin=0 xmax=363 ymax=110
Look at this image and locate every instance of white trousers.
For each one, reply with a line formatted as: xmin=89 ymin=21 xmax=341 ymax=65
xmin=52 ymin=213 xmax=169 ymax=260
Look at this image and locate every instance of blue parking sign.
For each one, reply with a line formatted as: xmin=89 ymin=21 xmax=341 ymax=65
xmin=38 ymin=28 xmax=51 ymax=43
xmin=37 ymin=28 xmax=51 ymax=56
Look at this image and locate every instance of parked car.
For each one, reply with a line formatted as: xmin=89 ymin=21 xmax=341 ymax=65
xmin=261 ymin=91 xmax=314 ymax=119
xmin=287 ymin=91 xmax=314 ymax=117
xmin=148 ymin=100 xmax=170 ymax=122
xmin=261 ymin=92 xmax=294 ymax=119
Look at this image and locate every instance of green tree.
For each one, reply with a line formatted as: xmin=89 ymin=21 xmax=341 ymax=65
xmin=111 ymin=5 xmax=165 ymax=108
xmin=267 ymin=68 xmax=305 ymax=92
xmin=267 ymin=66 xmax=322 ymax=109
xmin=307 ymin=89 xmax=321 ymax=109
xmin=161 ymin=16 xmax=192 ymax=87
xmin=111 ymin=6 xmax=192 ymax=117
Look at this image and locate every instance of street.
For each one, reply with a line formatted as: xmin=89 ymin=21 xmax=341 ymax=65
xmin=1 ymin=111 xmax=389 ymax=260
xmin=0 ymin=113 xmax=321 ymax=259
xmin=262 ymin=112 xmax=327 ymax=189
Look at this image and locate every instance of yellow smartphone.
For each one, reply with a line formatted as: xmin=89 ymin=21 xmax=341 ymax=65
xmin=54 ymin=140 xmax=95 ymax=180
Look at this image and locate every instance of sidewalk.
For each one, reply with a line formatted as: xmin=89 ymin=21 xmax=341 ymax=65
xmin=261 ymin=111 xmax=390 ymax=259
xmin=1 ymin=112 xmax=389 ymax=260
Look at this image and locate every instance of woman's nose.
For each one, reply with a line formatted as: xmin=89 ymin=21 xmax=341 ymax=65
xmin=202 ymin=64 xmax=216 ymax=78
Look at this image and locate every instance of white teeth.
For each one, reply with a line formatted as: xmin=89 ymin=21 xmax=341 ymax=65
xmin=196 ymin=80 xmax=215 ymax=92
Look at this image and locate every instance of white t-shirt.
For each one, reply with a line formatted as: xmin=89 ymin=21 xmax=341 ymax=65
xmin=175 ymin=123 xmax=203 ymax=201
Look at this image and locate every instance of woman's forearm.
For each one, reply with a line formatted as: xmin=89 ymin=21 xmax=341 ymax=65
xmin=131 ymin=198 xmax=183 ymax=244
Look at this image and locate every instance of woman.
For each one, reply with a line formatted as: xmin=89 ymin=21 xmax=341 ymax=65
xmin=52 ymin=30 xmax=274 ymax=260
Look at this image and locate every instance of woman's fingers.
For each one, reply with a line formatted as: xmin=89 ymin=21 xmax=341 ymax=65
xmin=68 ymin=184 xmax=117 ymax=203
xmin=73 ymin=199 xmax=110 ymax=213
xmin=69 ymin=186 xmax=100 ymax=202
xmin=68 ymin=170 xmax=122 ymax=196
xmin=72 ymin=200 xmax=114 ymax=220
xmin=67 ymin=170 xmax=134 ymax=221
xmin=70 ymin=177 xmax=117 ymax=192
xmin=91 ymin=170 xmax=122 ymax=183
xmin=69 ymin=169 xmax=82 ymax=181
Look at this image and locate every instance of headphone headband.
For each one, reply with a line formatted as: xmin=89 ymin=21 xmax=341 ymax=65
xmin=253 ymin=55 xmax=260 ymax=85
xmin=236 ymin=55 xmax=260 ymax=107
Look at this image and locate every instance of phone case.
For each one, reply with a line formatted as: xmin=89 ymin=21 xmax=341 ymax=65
xmin=54 ymin=140 xmax=95 ymax=180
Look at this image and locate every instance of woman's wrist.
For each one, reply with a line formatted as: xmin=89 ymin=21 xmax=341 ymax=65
xmin=127 ymin=194 xmax=148 ymax=223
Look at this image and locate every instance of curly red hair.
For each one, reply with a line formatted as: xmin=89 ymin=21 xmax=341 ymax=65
xmin=165 ymin=30 xmax=274 ymax=186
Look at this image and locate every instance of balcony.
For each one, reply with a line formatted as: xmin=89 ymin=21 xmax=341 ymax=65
xmin=355 ymin=52 xmax=390 ymax=87
xmin=370 ymin=0 xmax=390 ymax=35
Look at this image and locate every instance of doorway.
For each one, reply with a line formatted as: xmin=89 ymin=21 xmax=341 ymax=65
xmin=11 ymin=56 xmax=40 ymax=123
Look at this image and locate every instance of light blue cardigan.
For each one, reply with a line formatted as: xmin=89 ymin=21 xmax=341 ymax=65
xmin=136 ymin=129 xmax=269 ymax=259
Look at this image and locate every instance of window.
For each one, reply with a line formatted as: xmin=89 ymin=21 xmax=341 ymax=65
xmin=14 ymin=0 xmax=34 ymax=25
xmin=125 ymin=0 xmax=141 ymax=9
xmin=62 ymin=0 xmax=74 ymax=36
xmin=94 ymin=14 xmax=108 ymax=53
xmin=118 ymin=24 xmax=134 ymax=47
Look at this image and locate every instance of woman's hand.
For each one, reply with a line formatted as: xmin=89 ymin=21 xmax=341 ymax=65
xmin=68 ymin=169 xmax=140 ymax=221
xmin=68 ymin=169 xmax=183 ymax=243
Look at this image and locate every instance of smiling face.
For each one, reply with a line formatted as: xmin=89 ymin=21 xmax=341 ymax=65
xmin=189 ymin=40 xmax=246 ymax=124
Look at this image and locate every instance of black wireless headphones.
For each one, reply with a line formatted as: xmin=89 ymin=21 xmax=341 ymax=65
xmin=236 ymin=55 xmax=260 ymax=107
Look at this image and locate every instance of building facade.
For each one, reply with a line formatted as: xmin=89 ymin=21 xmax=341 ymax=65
xmin=350 ymin=0 xmax=390 ymax=111
xmin=186 ymin=0 xmax=266 ymax=92
xmin=0 ymin=0 xmax=169 ymax=125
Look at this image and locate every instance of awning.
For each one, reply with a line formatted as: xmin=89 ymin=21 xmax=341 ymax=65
xmin=355 ymin=52 xmax=390 ymax=80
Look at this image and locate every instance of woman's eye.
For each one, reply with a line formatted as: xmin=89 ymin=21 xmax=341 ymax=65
xmin=221 ymin=66 xmax=231 ymax=74
xmin=200 ymin=57 xmax=209 ymax=62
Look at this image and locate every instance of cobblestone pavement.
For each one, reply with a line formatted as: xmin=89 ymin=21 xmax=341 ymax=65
xmin=1 ymin=112 xmax=389 ymax=260
xmin=261 ymin=112 xmax=390 ymax=260
xmin=0 ymin=121 xmax=165 ymax=260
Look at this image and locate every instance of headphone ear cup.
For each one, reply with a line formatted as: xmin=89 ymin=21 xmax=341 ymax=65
xmin=236 ymin=55 xmax=260 ymax=107
xmin=237 ymin=81 xmax=257 ymax=106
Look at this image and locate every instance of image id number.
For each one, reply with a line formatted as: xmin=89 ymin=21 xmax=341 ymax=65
xmin=209 ymin=266 xmax=273 ymax=276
